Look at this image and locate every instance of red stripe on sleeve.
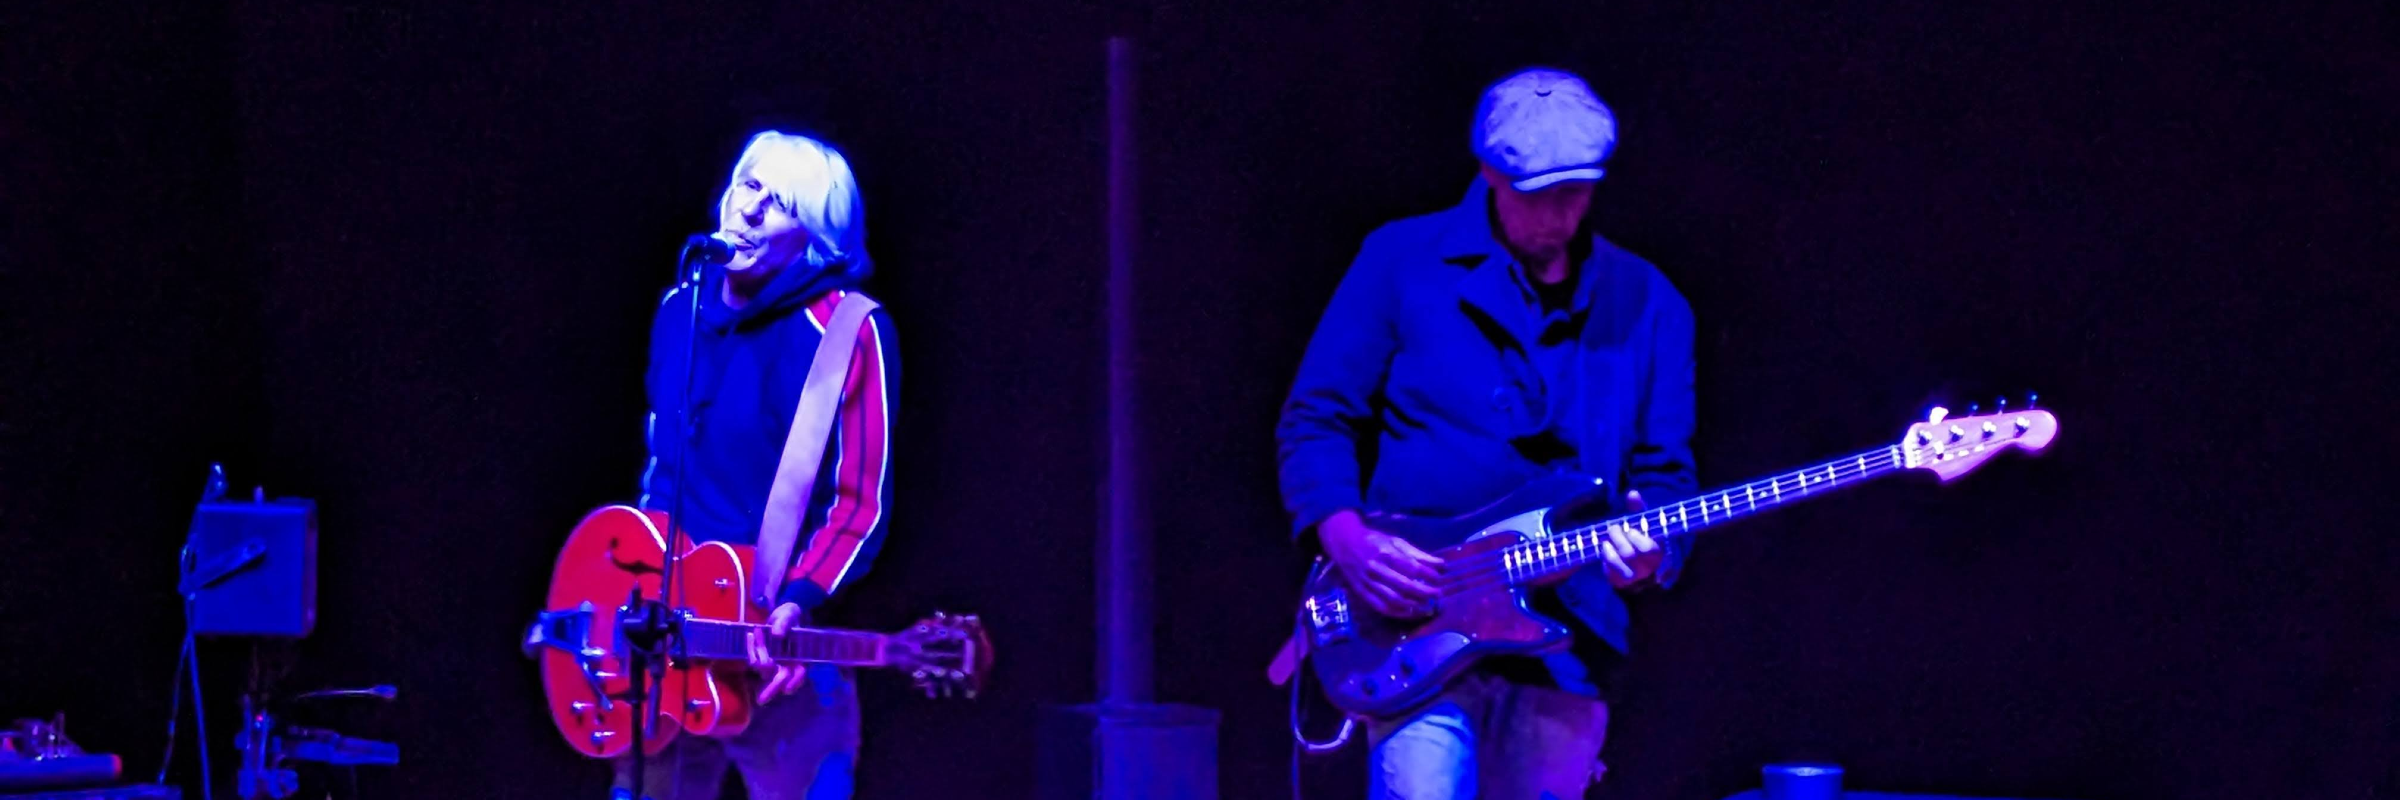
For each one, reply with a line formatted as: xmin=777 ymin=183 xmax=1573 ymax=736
xmin=786 ymin=311 xmax=890 ymax=595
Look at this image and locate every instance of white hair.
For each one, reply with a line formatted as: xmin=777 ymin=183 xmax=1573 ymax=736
xmin=718 ymin=130 xmax=871 ymax=279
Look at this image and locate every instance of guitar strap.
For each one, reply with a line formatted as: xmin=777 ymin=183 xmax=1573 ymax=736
xmin=752 ymin=290 xmax=880 ymax=609
xmin=1266 ymin=632 xmax=1304 ymax=687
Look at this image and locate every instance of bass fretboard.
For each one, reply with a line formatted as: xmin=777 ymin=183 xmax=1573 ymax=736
xmin=1503 ymin=446 xmax=1906 ymax=583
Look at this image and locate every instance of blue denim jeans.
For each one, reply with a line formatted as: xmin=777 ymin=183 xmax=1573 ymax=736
xmin=1366 ymin=671 xmax=1611 ymax=800
xmin=613 ymin=664 xmax=860 ymax=800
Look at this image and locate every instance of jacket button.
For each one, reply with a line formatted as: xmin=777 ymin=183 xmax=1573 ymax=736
xmin=1491 ymin=388 xmax=1515 ymax=411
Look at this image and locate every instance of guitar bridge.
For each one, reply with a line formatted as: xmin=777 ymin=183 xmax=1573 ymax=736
xmin=1304 ymin=590 xmax=1353 ymax=647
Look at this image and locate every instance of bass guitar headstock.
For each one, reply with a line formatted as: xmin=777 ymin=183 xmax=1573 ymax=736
xmin=887 ymin=611 xmax=992 ymax=700
xmin=1898 ymin=393 xmax=2058 ymax=482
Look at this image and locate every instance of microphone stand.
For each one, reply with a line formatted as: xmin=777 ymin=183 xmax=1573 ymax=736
xmin=622 ymin=236 xmax=716 ymax=800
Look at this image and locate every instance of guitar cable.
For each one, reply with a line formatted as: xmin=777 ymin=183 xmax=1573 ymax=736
xmin=1289 ymin=674 xmax=1302 ymax=800
xmin=1286 ymin=618 xmax=1307 ymax=800
xmin=1285 ymin=627 xmax=1358 ymax=800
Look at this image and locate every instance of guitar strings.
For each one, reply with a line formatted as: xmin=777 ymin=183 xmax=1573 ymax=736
xmin=683 ymin=619 xmax=883 ymax=660
xmin=1437 ymin=453 xmax=1900 ymax=593
xmin=1413 ymin=449 xmax=1907 ymax=598
xmin=1430 ymin=456 xmax=1901 ymax=596
xmin=1465 ymin=448 xmax=1902 ymax=574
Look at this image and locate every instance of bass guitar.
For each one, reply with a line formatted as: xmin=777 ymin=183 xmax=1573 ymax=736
xmin=523 ymin=504 xmax=991 ymax=758
xmin=1293 ymin=402 xmax=2056 ymax=721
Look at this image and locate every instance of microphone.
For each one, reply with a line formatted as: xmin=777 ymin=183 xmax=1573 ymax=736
xmin=684 ymin=232 xmax=742 ymax=266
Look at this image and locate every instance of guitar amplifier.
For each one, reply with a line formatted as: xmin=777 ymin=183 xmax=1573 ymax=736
xmin=185 ymin=496 xmax=316 ymax=638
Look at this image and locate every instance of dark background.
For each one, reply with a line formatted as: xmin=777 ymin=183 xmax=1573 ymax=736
xmin=4 ymin=1 xmax=2394 ymax=799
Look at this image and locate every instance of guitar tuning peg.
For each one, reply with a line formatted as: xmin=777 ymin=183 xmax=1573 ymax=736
xmin=1996 ymin=396 xmax=2008 ymax=413
xmin=1928 ymin=406 xmax=1948 ymax=424
xmin=2026 ymin=391 xmax=2038 ymax=409
xmin=1968 ymin=402 xmax=1980 ymax=416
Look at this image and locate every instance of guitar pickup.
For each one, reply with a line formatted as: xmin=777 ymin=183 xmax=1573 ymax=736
xmin=1304 ymin=590 xmax=1353 ymax=647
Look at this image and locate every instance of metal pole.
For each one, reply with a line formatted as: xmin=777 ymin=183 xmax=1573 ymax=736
xmin=1040 ymin=36 xmax=1215 ymax=799
xmin=1099 ymin=34 xmax=1150 ymax=707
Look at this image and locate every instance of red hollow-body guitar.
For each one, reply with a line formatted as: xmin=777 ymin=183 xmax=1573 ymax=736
xmin=523 ymin=505 xmax=989 ymax=759
xmin=1295 ymin=404 xmax=2058 ymax=721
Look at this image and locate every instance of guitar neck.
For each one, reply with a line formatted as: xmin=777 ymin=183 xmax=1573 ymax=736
xmin=1507 ymin=445 xmax=1906 ymax=584
xmin=676 ymin=619 xmax=890 ymax=667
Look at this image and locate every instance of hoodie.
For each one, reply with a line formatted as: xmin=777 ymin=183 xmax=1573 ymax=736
xmin=637 ymin=256 xmax=899 ymax=616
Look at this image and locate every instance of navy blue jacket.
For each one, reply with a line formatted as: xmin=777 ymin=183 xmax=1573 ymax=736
xmin=639 ymin=258 xmax=900 ymax=616
xmin=1276 ymin=177 xmax=1698 ymax=695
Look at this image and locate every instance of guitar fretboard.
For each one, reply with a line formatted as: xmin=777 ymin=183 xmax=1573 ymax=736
xmin=675 ymin=619 xmax=888 ymax=666
xmin=1502 ymin=446 xmax=1905 ymax=584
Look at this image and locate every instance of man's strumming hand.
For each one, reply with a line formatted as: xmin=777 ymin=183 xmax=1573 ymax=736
xmin=1318 ymin=510 xmax=1445 ymax=619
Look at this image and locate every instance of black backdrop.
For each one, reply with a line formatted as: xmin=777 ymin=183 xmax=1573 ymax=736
xmin=4 ymin=1 xmax=2394 ymax=799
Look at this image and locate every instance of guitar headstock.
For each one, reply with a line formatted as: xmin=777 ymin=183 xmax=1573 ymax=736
xmin=1898 ymin=394 xmax=2058 ymax=482
xmin=887 ymin=611 xmax=992 ymax=700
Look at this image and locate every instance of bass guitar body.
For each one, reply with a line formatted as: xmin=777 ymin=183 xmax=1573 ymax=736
xmin=1298 ymin=475 xmax=1608 ymax=719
